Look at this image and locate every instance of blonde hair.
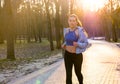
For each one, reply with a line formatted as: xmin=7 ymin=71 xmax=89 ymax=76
xmin=68 ymin=14 xmax=82 ymax=27
xmin=68 ymin=14 xmax=88 ymax=37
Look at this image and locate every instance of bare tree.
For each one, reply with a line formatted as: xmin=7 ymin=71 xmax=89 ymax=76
xmin=0 ymin=1 xmax=4 ymax=44
xmin=54 ymin=0 xmax=62 ymax=49
xmin=44 ymin=0 xmax=54 ymax=51
xmin=109 ymin=0 xmax=118 ymax=42
xmin=70 ymin=0 xmax=74 ymax=14
xmin=4 ymin=0 xmax=15 ymax=60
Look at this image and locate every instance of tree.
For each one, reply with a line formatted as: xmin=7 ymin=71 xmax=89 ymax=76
xmin=109 ymin=0 xmax=118 ymax=42
xmin=4 ymin=0 xmax=15 ymax=60
xmin=44 ymin=0 xmax=54 ymax=51
xmin=0 ymin=1 xmax=4 ymax=44
xmin=54 ymin=0 xmax=61 ymax=49
xmin=97 ymin=0 xmax=120 ymax=42
xmin=70 ymin=0 xmax=74 ymax=14
xmin=99 ymin=7 xmax=111 ymax=41
xmin=60 ymin=0 xmax=69 ymax=28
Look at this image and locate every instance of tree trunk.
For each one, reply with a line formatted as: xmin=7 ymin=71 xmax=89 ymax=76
xmin=26 ymin=3 xmax=31 ymax=43
xmin=111 ymin=22 xmax=117 ymax=42
xmin=38 ymin=28 xmax=42 ymax=43
xmin=44 ymin=0 xmax=54 ymax=51
xmin=103 ymin=18 xmax=111 ymax=41
xmin=0 ymin=2 xmax=4 ymax=44
xmin=104 ymin=24 xmax=111 ymax=41
xmin=70 ymin=0 xmax=74 ymax=14
xmin=60 ymin=0 xmax=69 ymax=44
xmin=110 ymin=0 xmax=118 ymax=42
xmin=54 ymin=0 xmax=61 ymax=49
xmin=4 ymin=0 xmax=15 ymax=60
xmin=0 ymin=24 xmax=4 ymax=44
xmin=0 ymin=30 xmax=4 ymax=44
xmin=38 ymin=14 xmax=42 ymax=43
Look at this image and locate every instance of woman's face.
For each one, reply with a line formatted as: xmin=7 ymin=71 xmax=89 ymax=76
xmin=68 ymin=16 xmax=77 ymax=28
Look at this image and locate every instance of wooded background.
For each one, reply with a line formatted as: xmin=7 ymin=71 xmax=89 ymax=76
xmin=0 ymin=0 xmax=120 ymax=60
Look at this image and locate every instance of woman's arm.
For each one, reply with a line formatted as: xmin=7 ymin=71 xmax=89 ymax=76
xmin=61 ymin=41 xmax=66 ymax=49
xmin=76 ymin=28 xmax=88 ymax=48
xmin=61 ymin=28 xmax=67 ymax=49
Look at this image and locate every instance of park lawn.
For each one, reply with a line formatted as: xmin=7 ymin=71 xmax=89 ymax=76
xmin=0 ymin=38 xmax=62 ymax=71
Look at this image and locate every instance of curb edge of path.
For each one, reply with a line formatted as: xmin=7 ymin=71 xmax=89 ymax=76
xmin=7 ymin=59 xmax=63 ymax=84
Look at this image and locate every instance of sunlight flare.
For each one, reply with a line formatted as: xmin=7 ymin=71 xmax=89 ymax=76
xmin=1 ymin=0 xmax=4 ymax=7
xmin=81 ymin=0 xmax=108 ymax=12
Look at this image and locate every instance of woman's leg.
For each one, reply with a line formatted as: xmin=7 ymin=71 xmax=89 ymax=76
xmin=74 ymin=53 xmax=83 ymax=84
xmin=64 ymin=51 xmax=73 ymax=84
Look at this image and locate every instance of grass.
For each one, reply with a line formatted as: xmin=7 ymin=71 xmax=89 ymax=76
xmin=110 ymin=38 xmax=120 ymax=43
xmin=0 ymin=38 xmax=62 ymax=71
xmin=0 ymin=49 xmax=61 ymax=71
xmin=117 ymin=39 xmax=120 ymax=42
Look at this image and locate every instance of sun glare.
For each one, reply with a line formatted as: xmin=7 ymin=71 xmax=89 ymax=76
xmin=81 ymin=0 xmax=107 ymax=12
xmin=1 ymin=0 xmax=4 ymax=8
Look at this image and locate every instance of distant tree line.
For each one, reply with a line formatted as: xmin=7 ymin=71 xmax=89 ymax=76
xmin=0 ymin=0 xmax=120 ymax=60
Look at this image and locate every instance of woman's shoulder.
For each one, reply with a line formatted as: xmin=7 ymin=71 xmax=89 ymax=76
xmin=77 ymin=26 xmax=88 ymax=37
xmin=77 ymin=26 xmax=84 ymax=31
xmin=64 ymin=27 xmax=70 ymax=32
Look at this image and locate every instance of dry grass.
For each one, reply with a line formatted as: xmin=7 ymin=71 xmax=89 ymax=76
xmin=0 ymin=38 xmax=62 ymax=71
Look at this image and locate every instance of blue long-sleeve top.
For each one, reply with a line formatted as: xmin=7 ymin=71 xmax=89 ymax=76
xmin=63 ymin=26 xmax=88 ymax=54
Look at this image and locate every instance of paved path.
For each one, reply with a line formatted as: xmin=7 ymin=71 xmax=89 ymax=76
xmin=8 ymin=40 xmax=120 ymax=84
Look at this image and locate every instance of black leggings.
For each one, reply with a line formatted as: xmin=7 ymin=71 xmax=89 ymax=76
xmin=64 ymin=50 xmax=83 ymax=84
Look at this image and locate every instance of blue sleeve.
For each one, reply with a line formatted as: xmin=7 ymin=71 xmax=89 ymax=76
xmin=77 ymin=29 xmax=88 ymax=48
xmin=63 ymin=41 xmax=66 ymax=46
xmin=62 ymin=28 xmax=67 ymax=46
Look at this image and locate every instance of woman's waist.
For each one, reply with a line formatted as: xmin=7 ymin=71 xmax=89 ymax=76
xmin=65 ymin=45 xmax=76 ymax=48
xmin=65 ymin=46 xmax=86 ymax=54
xmin=65 ymin=46 xmax=76 ymax=53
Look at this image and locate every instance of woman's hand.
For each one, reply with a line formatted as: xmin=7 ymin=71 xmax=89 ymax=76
xmin=61 ymin=44 xmax=66 ymax=49
xmin=73 ymin=42 xmax=78 ymax=47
